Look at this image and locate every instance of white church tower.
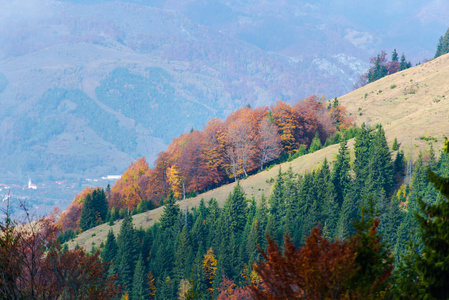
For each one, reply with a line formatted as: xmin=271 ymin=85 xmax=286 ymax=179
xmin=28 ymin=178 xmax=37 ymax=190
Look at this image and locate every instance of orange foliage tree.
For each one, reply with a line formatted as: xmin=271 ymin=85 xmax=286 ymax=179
xmin=251 ymin=212 xmax=393 ymax=299
xmin=202 ymin=118 xmax=227 ymax=185
xmin=250 ymin=228 xmax=357 ymax=299
xmin=217 ymin=277 xmax=252 ymax=300
xmin=258 ymin=117 xmax=282 ymax=170
xmin=0 ymin=207 xmax=121 ymax=299
xmin=224 ymin=107 xmax=263 ymax=179
xmin=111 ymin=157 xmax=150 ymax=211
xmin=270 ymin=100 xmax=302 ymax=153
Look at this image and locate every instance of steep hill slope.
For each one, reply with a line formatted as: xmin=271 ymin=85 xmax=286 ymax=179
xmin=339 ymin=53 xmax=449 ymax=157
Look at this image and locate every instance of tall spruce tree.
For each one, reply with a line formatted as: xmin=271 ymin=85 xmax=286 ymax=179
xmin=160 ymin=190 xmax=180 ymax=230
xmin=174 ymin=226 xmax=192 ymax=281
xmin=332 ymin=140 xmax=351 ymax=206
xmin=79 ymin=193 xmax=95 ymax=231
xmin=413 ymin=139 xmax=449 ymax=299
xmin=102 ymin=229 xmax=118 ymax=264
xmin=365 ymin=125 xmax=394 ymax=197
xmin=399 ymin=53 xmax=411 ymax=71
xmin=224 ymin=182 xmax=247 ymax=237
xmin=132 ymin=253 xmax=149 ymax=300
xmin=269 ymin=168 xmax=284 ymax=225
xmin=79 ymin=189 xmax=108 ymax=231
xmin=117 ymin=214 xmax=138 ymax=291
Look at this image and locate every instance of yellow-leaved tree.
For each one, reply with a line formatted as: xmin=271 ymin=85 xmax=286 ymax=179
xmin=203 ymin=247 xmax=217 ymax=297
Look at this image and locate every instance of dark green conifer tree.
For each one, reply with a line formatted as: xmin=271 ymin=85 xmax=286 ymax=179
xmin=92 ymin=188 xmax=108 ymax=224
xmin=102 ymin=229 xmax=118 ymax=264
xmin=308 ymin=132 xmax=322 ymax=153
xmin=132 ymin=253 xmax=149 ymax=300
xmin=160 ymin=190 xmax=180 ymax=229
xmin=79 ymin=193 xmax=95 ymax=231
xmin=381 ymin=194 xmax=403 ymax=247
xmin=435 ymin=28 xmax=449 ymax=58
xmin=269 ymin=168 xmax=284 ymax=225
xmin=412 ymin=139 xmax=449 ymax=299
xmin=79 ymin=189 xmax=108 ymax=231
xmin=332 ymin=140 xmax=351 ymax=206
xmin=392 ymin=137 xmax=399 ymax=151
xmin=392 ymin=49 xmax=399 ymax=62
xmin=117 ymin=214 xmax=139 ymax=291
xmin=224 ymin=182 xmax=247 ymax=236
xmin=399 ymin=53 xmax=411 ymax=71
xmin=365 ymin=125 xmax=394 ymax=197
xmin=174 ymin=226 xmax=192 ymax=281
xmin=206 ymin=198 xmax=221 ymax=250
xmin=368 ymin=54 xmax=388 ymax=83
xmin=320 ymin=159 xmax=339 ymax=239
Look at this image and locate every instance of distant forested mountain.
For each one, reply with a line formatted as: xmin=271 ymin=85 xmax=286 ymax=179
xmin=0 ymin=0 xmax=446 ymax=207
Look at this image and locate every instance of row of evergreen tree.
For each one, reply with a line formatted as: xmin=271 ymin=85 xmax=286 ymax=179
xmin=435 ymin=27 xmax=449 ymax=59
xmin=92 ymin=124 xmax=448 ymax=299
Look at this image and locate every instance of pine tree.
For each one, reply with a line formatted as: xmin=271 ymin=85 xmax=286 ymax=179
xmin=381 ymin=194 xmax=403 ymax=247
xmin=160 ymin=190 xmax=180 ymax=229
xmin=435 ymin=28 xmax=449 ymax=58
xmin=92 ymin=188 xmax=108 ymax=225
xmin=269 ymin=167 xmax=284 ymax=224
xmin=320 ymin=159 xmax=339 ymax=239
xmin=79 ymin=193 xmax=95 ymax=231
xmin=102 ymin=229 xmax=118 ymax=264
xmin=132 ymin=253 xmax=149 ymax=300
xmin=368 ymin=54 xmax=388 ymax=83
xmin=174 ymin=226 xmax=192 ymax=281
xmin=392 ymin=49 xmax=399 ymax=62
xmin=224 ymin=182 xmax=247 ymax=237
xmin=332 ymin=140 xmax=351 ymax=206
xmin=348 ymin=200 xmax=394 ymax=297
xmin=392 ymin=137 xmax=399 ymax=151
xmin=79 ymin=189 xmax=108 ymax=231
xmin=117 ymin=214 xmax=138 ymax=291
xmin=206 ymin=198 xmax=221 ymax=251
xmin=308 ymin=132 xmax=322 ymax=153
xmin=365 ymin=125 xmax=394 ymax=197
xmin=413 ymin=139 xmax=449 ymax=299
xmin=399 ymin=53 xmax=411 ymax=71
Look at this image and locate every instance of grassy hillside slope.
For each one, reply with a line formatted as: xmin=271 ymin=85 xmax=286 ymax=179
xmin=71 ymin=53 xmax=449 ymax=250
xmin=339 ymin=53 xmax=449 ymax=157
xmin=71 ymin=140 xmax=352 ymax=250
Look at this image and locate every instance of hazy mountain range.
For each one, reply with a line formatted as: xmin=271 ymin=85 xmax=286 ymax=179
xmin=0 ymin=0 xmax=447 ymax=213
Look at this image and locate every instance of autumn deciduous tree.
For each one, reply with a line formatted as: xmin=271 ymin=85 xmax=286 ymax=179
xmin=202 ymin=118 xmax=227 ymax=185
xmin=224 ymin=108 xmax=260 ymax=179
xmin=0 ymin=205 xmax=121 ymax=299
xmin=203 ymin=247 xmax=217 ymax=297
xmin=217 ymin=277 xmax=252 ymax=300
xmin=271 ymin=100 xmax=300 ymax=153
xmin=251 ymin=206 xmax=393 ymax=300
xmin=250 ymin=228 xmax=357 ymax=299
xmin=258 ymin=117 xmax=281 ymax=170
xmin=111 ymin=157 xmax=150 ymax=210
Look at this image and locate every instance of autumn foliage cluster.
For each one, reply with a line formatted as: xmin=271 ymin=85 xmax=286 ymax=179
xmin=0 ymin=207 xmax=120 ymax=299
xmin=57 ymin=96 xmax=352 ymax=232
xmin=250 ymin=218 xmax=393 ymax=299
xmin=110 ymin=96 xmax=350 ymax=210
